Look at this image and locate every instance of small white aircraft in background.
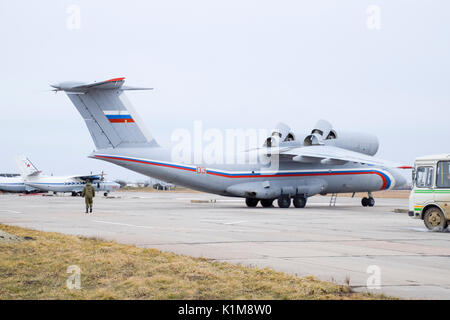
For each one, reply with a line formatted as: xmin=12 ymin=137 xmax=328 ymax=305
xmin=16 ymin=156 xmax=120 ymax=196
xmin=0 ymin=173 xmax=37 ymax=193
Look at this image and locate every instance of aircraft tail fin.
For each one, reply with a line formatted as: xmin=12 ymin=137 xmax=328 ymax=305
xmin=15 ymin=156 xmax=41 ymax=177
xmin=51 ymin=77 xmax=158 ymax=150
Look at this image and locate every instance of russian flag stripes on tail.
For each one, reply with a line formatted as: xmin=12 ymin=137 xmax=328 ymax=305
xmin=104 ymin=111 xmax=135 ymax=123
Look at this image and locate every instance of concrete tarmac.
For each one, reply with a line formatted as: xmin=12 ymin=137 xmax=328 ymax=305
xmin=0 ymin=191 xmax=449 ymax=299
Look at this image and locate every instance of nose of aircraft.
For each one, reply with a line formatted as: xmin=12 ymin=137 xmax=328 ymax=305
xmin=390 ymin=169 xmax=408 ymax=190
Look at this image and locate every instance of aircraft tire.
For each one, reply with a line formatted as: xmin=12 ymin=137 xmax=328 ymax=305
xmin=293 ymin=196 xmax=307 ymax=208
xmin=368 ymin=197 xmax=375 ymax=207
xmin=71 ymin=192 xmax=77 ymax=197
xmin=104 ymin=192 xmax=108 ymax=197
xmin=260 ymin=199 xmax=274 ymax=208
xmin=424 ymin=207 xmax=448 ymax=230
xmin=361 ymin=197 xmax=369 ymax=207
xmin=277 ymin=196 xmax=291 ymax=208
xmin=245 ymin=198 xmax=259 ymax=207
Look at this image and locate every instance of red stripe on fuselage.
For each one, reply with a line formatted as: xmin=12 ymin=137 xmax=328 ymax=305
xmin=206 ymin=171 xmax=388 ymax=190
xmin=94 ymin=155 xmax=196 ymax=172
xmin=95 ymin=156 xmax=389 ymax=190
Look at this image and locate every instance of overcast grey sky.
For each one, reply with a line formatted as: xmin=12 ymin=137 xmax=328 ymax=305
xmin=0 ymin=1 xmax=449 ymax=181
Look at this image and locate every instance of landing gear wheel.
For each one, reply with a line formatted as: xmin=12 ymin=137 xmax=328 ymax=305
xmin=424 ymin=208 xmax=448 ymax=230
xmin=368 ymin=197 xmax=375 ymax=207
xmin=71 ymin=192 xmax=77 ymax=197
xmin=292 ymin=196 xmax=307 ymax=208
xmin=260 ymin=199 xmax=274 ymax=208
xmin=277 ymin=196 xmax=291 ymax=208
xmin=104 ymin=192 xmax=108 ymax=197
xmin=245 ymin=198 xmax=259 ymax=207
xmin=361 ymin=197 xmax=369 ymax=207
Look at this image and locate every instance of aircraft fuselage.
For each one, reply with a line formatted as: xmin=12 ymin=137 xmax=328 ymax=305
xmin=91 ymin=147 xmax=406 ymax=199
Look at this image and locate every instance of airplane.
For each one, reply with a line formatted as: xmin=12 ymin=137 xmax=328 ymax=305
xmin=16 ymin=156 xmax=120 ymax=196
xmin=0 ymin=173 xmax=37 ymax=193
xmin=52 ymin=77 xmax=409 ymax=208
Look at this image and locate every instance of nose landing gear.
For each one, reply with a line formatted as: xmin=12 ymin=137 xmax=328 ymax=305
xmin=362 ymin=192 xmax=375 ymax=207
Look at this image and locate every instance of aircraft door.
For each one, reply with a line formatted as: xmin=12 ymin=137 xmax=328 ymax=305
xmin=414 ymin=165 xmax=434 ymax=209
xmin=435 ymin=161 xmax=450 ymax=219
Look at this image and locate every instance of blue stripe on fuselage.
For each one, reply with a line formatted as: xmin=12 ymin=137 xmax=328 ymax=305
xmin=95 ymin=154 xmax=392 ymax=190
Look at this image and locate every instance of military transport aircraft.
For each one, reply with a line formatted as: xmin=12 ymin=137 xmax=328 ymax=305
xmin=52 ymin=77 xmax=409 ymax=208
xmin=16 ymin=156 xmax=120 ymax=196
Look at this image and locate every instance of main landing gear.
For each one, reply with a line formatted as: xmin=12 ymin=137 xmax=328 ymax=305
xmin=361 ymin=192 xmax=375 ymax=207
xmin=245 ymin=195 xmax=307 ymax=208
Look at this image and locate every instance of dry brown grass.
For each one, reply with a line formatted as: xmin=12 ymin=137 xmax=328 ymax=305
xmin=0 ymin=224 xmax=391 ymax=300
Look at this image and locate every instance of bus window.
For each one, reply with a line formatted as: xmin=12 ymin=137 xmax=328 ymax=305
xmin=416 ymin=166 xmax=433 ymax=188
xmin=436 ymin=161 xmax=450 ymax=188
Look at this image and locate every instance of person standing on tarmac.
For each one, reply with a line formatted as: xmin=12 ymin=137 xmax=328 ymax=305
xmin=82 ymin=180 xmax=95 ymax=213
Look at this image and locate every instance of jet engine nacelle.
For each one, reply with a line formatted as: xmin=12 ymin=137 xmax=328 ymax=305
xmin=264 ymin=122 xmax=296 ymax=147
xmin=326 ymin=131 xmax=379 ymax=156
xmin=304 ymin=120 xmax=379 ymax=156
xmin=304 ymin=120 xmax=337 ymax=146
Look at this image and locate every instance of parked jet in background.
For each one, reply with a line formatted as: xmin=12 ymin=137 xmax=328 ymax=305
xmin=53 ymin=77 xmax=409 ymax=208
xmin=0 ymin=173 xmax=37 ymax=193
xmin=16 ymin=156 xmax=120 ymax=196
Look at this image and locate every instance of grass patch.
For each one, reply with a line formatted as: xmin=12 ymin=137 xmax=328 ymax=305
xmin=0 ymin=224 xmax=391 ymax=300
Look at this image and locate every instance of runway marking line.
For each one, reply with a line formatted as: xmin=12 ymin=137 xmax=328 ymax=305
xmin=0 ymin=210 xmax=23 ymax=214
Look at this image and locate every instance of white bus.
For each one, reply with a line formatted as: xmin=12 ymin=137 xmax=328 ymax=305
xmin=409 ymin=154 xmax=450 ymax=230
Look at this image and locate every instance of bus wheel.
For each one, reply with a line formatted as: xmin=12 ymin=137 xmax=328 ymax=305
xmin=424 ymin=208 xmax=448 ymax=230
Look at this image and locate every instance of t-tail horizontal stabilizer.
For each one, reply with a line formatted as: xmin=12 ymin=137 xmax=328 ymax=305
xmin=52 ymin=77 xmax=158 ymax=150
xmin=15 ymin=155 xmax=41 ymax=177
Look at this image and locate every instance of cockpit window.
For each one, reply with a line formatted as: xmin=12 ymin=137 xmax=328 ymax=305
xmin=436 ymin=161 xmax=450 ymax=188
xmin=416 ymin=166 xmax=434 ymax=188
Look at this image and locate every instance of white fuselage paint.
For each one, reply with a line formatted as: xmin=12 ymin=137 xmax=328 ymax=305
xmin=23 ymin=175 xmax=120 ymax=194
xmin=0 ymin=176 xmax=35 ymax=193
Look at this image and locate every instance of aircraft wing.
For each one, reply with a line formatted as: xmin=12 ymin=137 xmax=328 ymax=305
xmin=72 ymin=174 xmax=102 ymax=181
xmin=255 ymin=145 xmax=412 ymax=169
